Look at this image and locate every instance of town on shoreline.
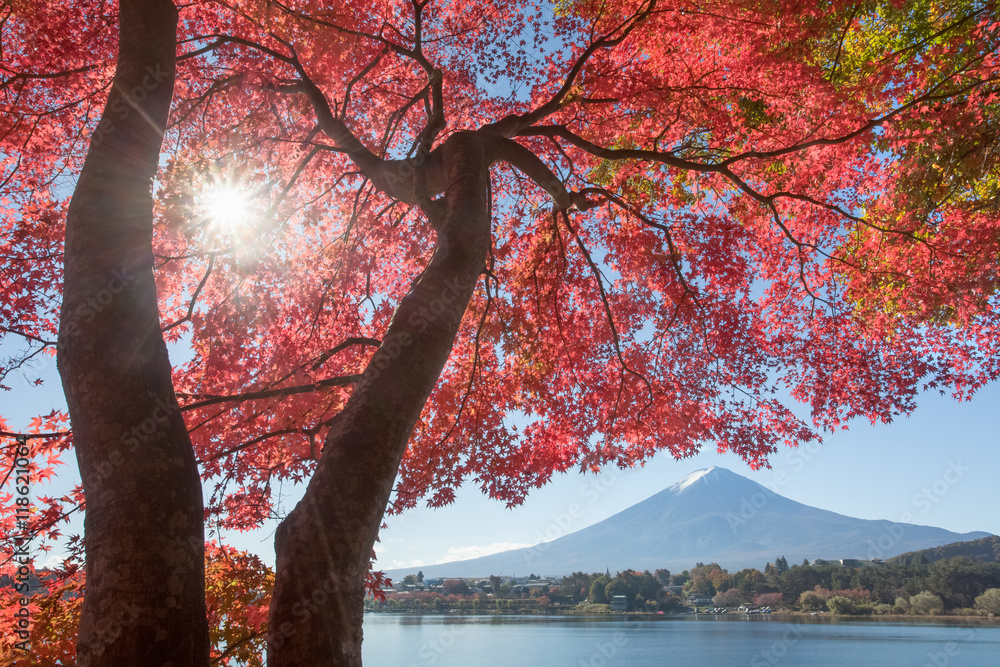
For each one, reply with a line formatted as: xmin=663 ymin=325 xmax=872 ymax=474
xmin=369 ymin=546 xmax=1000 ymax=620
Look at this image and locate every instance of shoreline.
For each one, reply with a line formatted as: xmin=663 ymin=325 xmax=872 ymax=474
xmin=365 ymin=608 xmax=1000 ymax=624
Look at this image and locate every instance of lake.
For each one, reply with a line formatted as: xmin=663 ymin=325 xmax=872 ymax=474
xmin=361 ymin=614 xmax=1000 ymax=666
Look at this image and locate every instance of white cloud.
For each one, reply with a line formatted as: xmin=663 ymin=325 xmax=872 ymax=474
xmin=38 ymin=552 xmax=64 ymax=569
xmin=388 ymin=558 xmax=430 ymax=569
xmin=378 ymin=542 xmax=534 ymax=570
xmin=439 ymin=542 xmax=533 ymax=563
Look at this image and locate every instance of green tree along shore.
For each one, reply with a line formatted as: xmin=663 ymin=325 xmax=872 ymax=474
xmin=371 ymin=554 xmax=1000 ymax=617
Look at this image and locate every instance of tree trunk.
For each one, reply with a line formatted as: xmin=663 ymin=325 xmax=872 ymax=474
xmin=57 ymin=1 xmax=210 ymax=664
xmin=267 ymin=131 xmax=491 ymax=666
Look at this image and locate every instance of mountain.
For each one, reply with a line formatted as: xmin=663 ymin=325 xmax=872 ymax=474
xmin=388 ymin=467 xmax=993 ymax=579
xmin=887 ymin=535 xmax=1000 ymax=565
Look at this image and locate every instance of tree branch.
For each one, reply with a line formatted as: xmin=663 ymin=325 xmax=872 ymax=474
xmin=162 ymin=253 xmax=216 ymax=333
xmin=310 ymin=337 xmax=383 ymax=371
xmin=484 ymin=0 xmax=657 ymax=137
xmin=559 ymin=211 xmax=654 ymax=415
xmin=179 ymin=375 xmax=363 ymax=411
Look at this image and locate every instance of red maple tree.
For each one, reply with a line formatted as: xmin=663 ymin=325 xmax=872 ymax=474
xmin=2 ymin=0 xmax=998 ymax=664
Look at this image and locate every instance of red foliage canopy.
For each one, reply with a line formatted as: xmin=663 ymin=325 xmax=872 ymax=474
xmin=2 ymin=0 xmax=999 ymax=655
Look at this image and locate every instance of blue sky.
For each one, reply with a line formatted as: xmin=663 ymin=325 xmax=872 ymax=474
xmin=4 ymin=337 xmax=998 ymax=572
xmin=371 ymin=382 xmax=1000 ymax=572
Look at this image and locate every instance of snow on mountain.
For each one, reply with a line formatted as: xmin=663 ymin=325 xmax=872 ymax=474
xmin=674 ymin=467 xmax=716 ymax=492
xmin=387 ymin=467 xmax=993 ymax=579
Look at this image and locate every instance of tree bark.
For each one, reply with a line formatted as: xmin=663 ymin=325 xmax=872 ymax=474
xmin=267 ymin=131 xmax=492 ymax=666
xmin=57 ymin=1 xmax=210 ymax=664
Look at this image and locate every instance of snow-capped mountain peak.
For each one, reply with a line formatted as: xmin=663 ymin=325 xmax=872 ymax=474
xmin=388 ymin=467 xmax=992 ymax=579
xmin=674 ymin=467 xmax=719 ymax=492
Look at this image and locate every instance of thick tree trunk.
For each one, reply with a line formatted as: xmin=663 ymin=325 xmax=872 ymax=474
xmin=57 ymin=1 xmax=210 ymax=665
xmin=267 ymin=132 xmax=491 ymax=666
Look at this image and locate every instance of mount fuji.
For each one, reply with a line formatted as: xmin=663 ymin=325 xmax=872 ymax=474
xmin=389 ymin=467 xmax=992 ymax=578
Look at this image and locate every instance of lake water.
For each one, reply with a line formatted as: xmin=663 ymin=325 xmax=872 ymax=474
xmin=361 ymin=614 xmax=1000 ymax=666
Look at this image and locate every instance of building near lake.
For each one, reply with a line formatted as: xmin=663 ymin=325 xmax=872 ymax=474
xmin=808 ymin=558 xmax=884 ymax=568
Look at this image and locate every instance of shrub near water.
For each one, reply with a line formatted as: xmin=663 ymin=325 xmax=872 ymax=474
xmin=826 ymin=596 xmax=873 ymax=616
xmin=909 ymin=591 xmax=945 ymax=615
xmin=799 ymin=586 xmax=833 ymax=611
xmin=975 ymin=588 xmax=1000 ymax=615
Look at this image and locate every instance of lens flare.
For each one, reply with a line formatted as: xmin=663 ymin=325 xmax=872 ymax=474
xmin=199 ymin=185 xmax=252 ymax=233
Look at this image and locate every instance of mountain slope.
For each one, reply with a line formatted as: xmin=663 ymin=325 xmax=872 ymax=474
xmin=389 ymin=467 xmax=993 ymax=579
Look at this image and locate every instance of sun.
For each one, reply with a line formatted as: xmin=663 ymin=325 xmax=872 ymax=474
xmin=198 ymin=185 xmax=253 ymax=233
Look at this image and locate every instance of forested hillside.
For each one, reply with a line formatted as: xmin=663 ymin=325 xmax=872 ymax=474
xmin=889 ymin=536 xmax=1000 ymax=565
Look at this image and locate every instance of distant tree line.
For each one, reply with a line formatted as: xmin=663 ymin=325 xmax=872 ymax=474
xmin=372 ymin=554 xmax=1000 ymax=616
xmin=770 ymin=556 xmax=1000 ymax=613
xmin=667 ymin=554 xmax=1000 ymax=615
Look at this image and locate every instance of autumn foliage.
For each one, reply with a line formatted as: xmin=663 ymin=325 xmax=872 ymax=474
xmin=2 ymin=0 xmax=999 ymax=661
xmin=0 ymin=543 xmax=271 ymax=665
